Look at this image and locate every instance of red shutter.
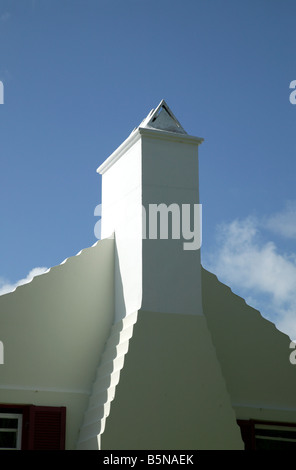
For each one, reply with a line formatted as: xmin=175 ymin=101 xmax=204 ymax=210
xmin=237 ymin=419 xmax=255 ymax=450
xmin=27 ymin=405 xmax=66 ymax=450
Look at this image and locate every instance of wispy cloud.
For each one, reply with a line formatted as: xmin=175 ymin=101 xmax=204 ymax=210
xmin=203 ymin=204 xmax=296 ymax=340
xmin=264 ymin=200 xmax=296 ymax=240
xmin=0 ymin=267 xmax=48 ymax=296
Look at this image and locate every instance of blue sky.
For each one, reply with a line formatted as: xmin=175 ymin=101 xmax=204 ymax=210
xmin=1 ymin=0 xmax=296 ymax=337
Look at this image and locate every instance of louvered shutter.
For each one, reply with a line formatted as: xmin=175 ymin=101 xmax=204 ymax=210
xmin=27 ymin=405 xmax=66 ymax=450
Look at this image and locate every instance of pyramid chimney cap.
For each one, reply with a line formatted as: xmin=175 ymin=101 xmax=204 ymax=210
xmin=136 ymin=99 xmax=187 ymax=135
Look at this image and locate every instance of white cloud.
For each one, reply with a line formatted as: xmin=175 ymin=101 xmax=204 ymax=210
xmin=264 ymin=200 xmax=296 ymax=240
xmin=204 ymin=212 xmax=296 ymax=340
xmin=0 ymin=267 xmax=48 ymax=296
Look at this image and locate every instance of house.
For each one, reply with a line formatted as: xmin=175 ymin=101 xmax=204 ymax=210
xmin=1 ymin=100 xmax=296 ymax=450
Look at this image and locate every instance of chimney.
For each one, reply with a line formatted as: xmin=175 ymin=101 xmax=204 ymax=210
xmin=97 ymin=100 xmax=204 ymax=321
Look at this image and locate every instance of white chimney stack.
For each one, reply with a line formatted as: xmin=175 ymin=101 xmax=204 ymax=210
xmin=97 ymin=100 xmax=204 ymax=321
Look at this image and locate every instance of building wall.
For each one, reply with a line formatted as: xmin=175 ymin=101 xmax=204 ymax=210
xmin=201 ymin=267 xmax=296 ymax=424
xmin=100 ymin=309 xmax=244 ymax=450
xmin=0 ymin=238 xmax=115 ymax=449
xmin=76 ymin=311 xmax=138 ymax=449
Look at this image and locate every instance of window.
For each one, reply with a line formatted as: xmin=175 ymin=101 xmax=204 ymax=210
xmin=0 ymin=405 xmax=66 ymax=450
xmin=0 ymin=413 xmax=22 ymax=450
xmin=237 ymin=419 xmax=296 ymax=450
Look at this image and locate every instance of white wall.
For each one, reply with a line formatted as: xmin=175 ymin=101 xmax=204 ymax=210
xmin=101 ymin=310 xmax=244 ymax=450
xmin=99 ymin=134 xmax=143 ymax=322
xmin=0 ymin=238 xmax=115 ymax=449
xmin=202 ymin=267 xmax=296 ymax=423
